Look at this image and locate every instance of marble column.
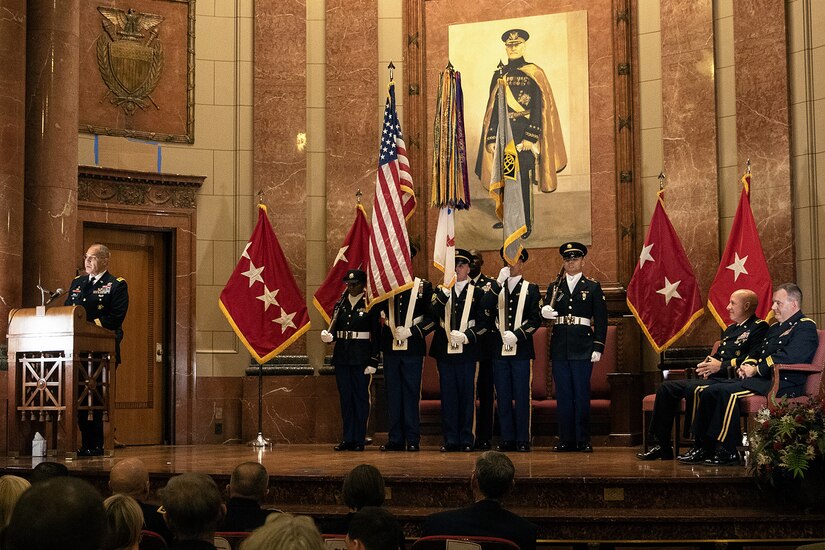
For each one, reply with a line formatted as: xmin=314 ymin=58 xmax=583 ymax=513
xmin=0 ymin=0 xmax=26 ymax=346
xmin=23 ymin=0 xmax=79 ymax=306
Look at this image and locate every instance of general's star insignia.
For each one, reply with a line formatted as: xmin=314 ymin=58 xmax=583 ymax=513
xmin=638 ymin=243 xmax=655 ymax=270
xmin=241 ymin=242 xmax=252 ymax=260
xmin=273 ymin=308 xmax=297 ymax=332
xmin=656 ymin=277 xmax=683 ymax=305
xmin=242 ymin=260 xmax=265 ymax=287
xmin=333 ymin=245 xmax=349 ymax=265
xmin=726 ymin=252 xmax=749 ymax=282
xmin=256 ymin=286 xmax=280 ymax=311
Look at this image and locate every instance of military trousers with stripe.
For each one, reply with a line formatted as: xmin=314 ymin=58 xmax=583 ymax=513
xmin=690 ymin=382 xmax=754 ymax=452
xmin=493 ymin=358 xmax=532 ymax=444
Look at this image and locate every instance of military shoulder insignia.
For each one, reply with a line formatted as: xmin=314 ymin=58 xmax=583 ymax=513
xmin=96 ymin=7 xmax=165 ymax=116
xmin=801 ymin=317 xmax=817 ymax=325
xmin=116 ymin=277 xmax=126 ymax=282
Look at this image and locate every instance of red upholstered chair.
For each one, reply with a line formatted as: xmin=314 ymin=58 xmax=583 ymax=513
xmin=420 ymin=332 xmax=442 ymax=425
xmin=139 ymin=530 xmax=168 ymax=550
xmin=739 ymin=329 xmax=825 ymax=425
xmin=412 ymin=535 xmax=521 ymax=549
xmin=640 ymin=341 xmax=720 ymax=452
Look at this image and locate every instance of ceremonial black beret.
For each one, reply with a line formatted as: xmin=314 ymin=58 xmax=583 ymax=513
xmin=559 ymin=242 xmax=587 ymax=259
xmin=455 ymin=248 xmax=472 ymax=265
xmin=343 ymin=269 xmax=367 ymax=283
xmin=501 ymin=29 xmax=530 ymax=44
xmin=499 ymin=246 xmax=529 ymax=263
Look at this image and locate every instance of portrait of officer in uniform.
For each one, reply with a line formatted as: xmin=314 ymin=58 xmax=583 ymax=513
xmin=320 ymin=269 xmax=379 ymax=452
xmin=430 ymin=249 xmax=490 ymax=452
xmin=483 ymin=247 xmax=541 ymax=452
xmin=541 ymin=242 xmax=607 ymax=453
xmin=64 ymin=243 xmax=129 ymax=456
xmin=475 ymin=28 xmax=567 ymax=238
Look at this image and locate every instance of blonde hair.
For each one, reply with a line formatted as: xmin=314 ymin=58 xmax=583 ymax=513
xmin=103 ymin=494 xmax=144 ymax=550
xmin=0 ymin=475 xmax=30 ymax=527
xmin=240 ymin=513 xmax=324 ymax=550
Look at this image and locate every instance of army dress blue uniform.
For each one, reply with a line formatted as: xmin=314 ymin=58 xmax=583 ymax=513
xmin=484 ymin=269 xmax=541 ymax=451
xmin=430 ymin=275 xmax=489 ymax=451
xmin=374 ymin=278 xmax=435 ymax=450
xmin=645 ymin=315 xmax=768 ymax=451
xmin=692 ymin=310 xmax=818 ymax=454
xmin=64 ymin=270 xmax=129 ymax=453
xmin=329 ymin=291 xmax=379 ymax=450
xmin=471 ymin=271 xmax=499 ymax=448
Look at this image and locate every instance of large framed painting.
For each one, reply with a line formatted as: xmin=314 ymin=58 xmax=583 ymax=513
xmin=78 ymin=0 xmax=195 ymax=143
xmin=404 ymin=0 xmax=637 ymax=295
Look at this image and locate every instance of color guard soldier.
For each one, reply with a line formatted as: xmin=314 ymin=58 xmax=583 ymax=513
xmin=638 ymin=289 xmax=768 ymax=461
xmin=374 ymin=245 xmax=435 ymax=452
xmin=321 ymin=269 xmax=379 ymax=451
xmin=469 ymin=249 xmax=499 ymax=450
xmin=688 ymin=283 xmax=818 ymax=465
xmin=541 ymin=242 xmax=607 ymax=453
xmin=430 ymin=249 xmax=490 ymax=452
xmin=484 ymin=248 xmax=541 ymax=452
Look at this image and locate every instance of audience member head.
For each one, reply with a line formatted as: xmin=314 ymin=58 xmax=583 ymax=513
xmin=103 ymin=493 xmax=144 ymax=550
xmin=228 ymin=461 xmax=269 ymax=503
xmin=240 ymin=513 xmax=324 ymax=550
xmin=471 ymin=450 xmax=516 ymax=501
xmin=4 ymin=477 xmax=106 ymax=550
xmin=0 ymin=475 xmax=30 ymax=527
xmin=29 ymin=461 xmax=69 ymax=484
xmin=159 ymin=473 xmax=225 ymax=542
xmin=342 ymin=464 xmax=385 ymax=511
xmin=109 ymin=457 xmax=150 ymax=500
xmin=346 ymin=506 xmax=402 ymax=550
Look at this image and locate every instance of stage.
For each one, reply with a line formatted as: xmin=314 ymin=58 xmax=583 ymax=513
xmin=2 ymin=444 xmax=824 ymax=548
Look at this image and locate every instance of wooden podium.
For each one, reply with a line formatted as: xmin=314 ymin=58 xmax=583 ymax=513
xmin=6 ymin=305 xmax=116 ymax=456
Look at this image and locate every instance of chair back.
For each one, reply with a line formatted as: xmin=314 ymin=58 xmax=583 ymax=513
xmin=531 ymin=326 xmax=549 ymax=400
xmin=412 ymin=535 xmax=521 ymax=549
xmin=139 ymin=530 xmax=168 ymax=550
xmin=422 ymin=332 xmax=440 ymax=399
xmin=803 ymin=329 xmax=825 ymax=397
xmin=323 ymin=534 xmax=348 ymax=549
xmin=214 ymin=532 xmax=250 ymax=550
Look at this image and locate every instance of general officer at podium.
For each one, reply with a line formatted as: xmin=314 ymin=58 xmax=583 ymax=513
xmin=65 ymin=243 xmax=129 ymax=456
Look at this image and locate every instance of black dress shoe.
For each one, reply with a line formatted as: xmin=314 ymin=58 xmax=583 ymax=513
xmin=77 ymin=447 xmax=92 ymax=457
xmin=552 ymin=442 xmax=575 ymax=452
xmin=88 ymin=447 xmax=104 ymax=456
xmin=379 ymin=441 xmax=405 ymax=452
xmin=474 ymin=440 xmax=491 ymax=451
xmin=496 ymin=441 xmax=516 ymax=452
xmin=461 ymin=445 xmax=473 ymax=452
xmin=516 ymin=442 xmax=531 ymax=452
xmin=351 ymin=443 xmax=365 ymax=451
xmin=637 ymin=444 xmax=673 ymax=461
xmin=440 ymin=444 xmax=459 ymax=452
xmin=406 ymin=443 xmax=419 ymax=452
xmin=334 ymin=441 xmax=353 ymax=451
xmin=677 ymin=448 xmax=711 ymax=463
xmin=704 ymin=448 xmax=739 ymax=466
xmin=577 ymin=442 xmax=593 ymax=453
xmin=676 ymin=446 xmax=702 ymax=461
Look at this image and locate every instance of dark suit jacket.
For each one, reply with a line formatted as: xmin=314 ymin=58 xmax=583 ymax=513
xmin=422 ymin=499 xmax=537 ymax=550
xmin=65 ymin=271 xmax=129 ymax=362
xmin=740 ymin=310 xmax=818 ymax=395
xmin=219 ymin=497 xmax=275 ymax=532
xmin=545 ymin=275 xmax=607 ymax=361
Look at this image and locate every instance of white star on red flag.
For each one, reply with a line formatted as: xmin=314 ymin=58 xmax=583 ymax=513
xmin=256 ymin=286 xmax=280 ymax=311
xmin=725 ymin=252 xmax=749 ymax=281
xmin=638 ymin=243 xmax=655 ymax=269
xmin=656 ymin=277 xmax=683 ymax=305
xmin=273 ymin=308 xmax=297 ymax=332
xmin=241 ymin=261 xmax=264 ymax=287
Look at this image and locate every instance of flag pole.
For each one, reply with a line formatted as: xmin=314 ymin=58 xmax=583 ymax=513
xmin=250 ymin=194 xmax=272 ymax=448
xmin=656 ymin=171 xmax=666 ymax=371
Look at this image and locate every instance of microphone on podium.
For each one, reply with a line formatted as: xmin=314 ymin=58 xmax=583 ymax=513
xmin=45 ymin=288 xmax=64 ymax=305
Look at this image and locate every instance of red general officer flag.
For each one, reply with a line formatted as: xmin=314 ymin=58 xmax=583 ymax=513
xmin=219 ymin=204 xmax=311 ymax=363
xmin=313 ymin=204 xmax=370 ymax=324
xmin=627 ymin=190 xmax=704 ymax=353
xmin=707 ymin=172 xmax=772 ymax=327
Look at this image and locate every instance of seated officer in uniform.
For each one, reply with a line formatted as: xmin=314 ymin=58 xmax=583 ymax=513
xmin=541 ymin=242 xmax=607 ymax=452
xmin=483 ymin=247 xmax=541 ymax=452
xmin=321 ymin=269 xmax=379 ymax=452
xmin=688 ymin=283 xmax=818 ymax=466
xmin=638 ymin=288 xmax=768 ymax=460
xmin=430 ymin=248 xmax=490 ymax=452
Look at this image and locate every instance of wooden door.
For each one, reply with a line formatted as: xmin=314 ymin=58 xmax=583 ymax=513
xmin=83 ymin=227 xmax=167 ymax=445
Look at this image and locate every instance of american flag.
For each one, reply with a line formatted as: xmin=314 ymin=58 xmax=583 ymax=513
xmin=367 ymin=81 xmax=416 ymax=306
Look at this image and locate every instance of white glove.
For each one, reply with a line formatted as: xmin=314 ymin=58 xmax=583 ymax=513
xmin=496 ymin=266 xmax=510 ymax=285
xmin=439 ymin=286 xmax=450 ymax=299
xmin=394 ymin=326 xmax=413 ymax=341
xmin=591 ymin=351 xmax=602 ymax=363
xmin=449 ymin=330 xmax=468 ymax=346
xmin=541 ymin=305 xmax=558 ymax=319
xmin=320 ymin=330 xmax=333 ymax=343
xmin=502 ymin=331 xmax=518 ymax=347
xmin=364 ymin=366 xmax=377 ymax=375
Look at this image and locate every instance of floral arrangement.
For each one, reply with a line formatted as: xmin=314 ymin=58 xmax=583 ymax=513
xmin=750 ymin=396 xmax=825 ymax=480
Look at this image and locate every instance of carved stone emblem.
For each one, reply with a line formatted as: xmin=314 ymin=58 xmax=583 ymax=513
xmin=96 ymin=7 xmax=165 ymax=116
